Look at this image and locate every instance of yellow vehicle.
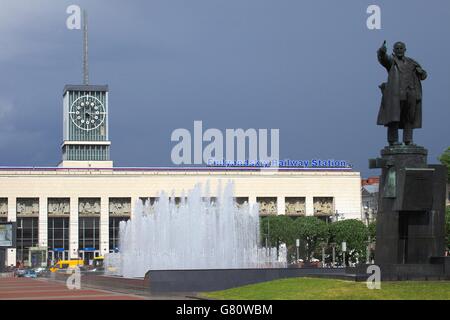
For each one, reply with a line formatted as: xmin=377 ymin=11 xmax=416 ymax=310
xmin=49 ymin=259 xmax=84 ymax=273
xmin=93 ymin=256 xmax=104 ymax=269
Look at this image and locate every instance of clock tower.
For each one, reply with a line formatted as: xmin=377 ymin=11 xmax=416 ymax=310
xmin=59 ymin=11 xmax=113 ymax=168
xmin=59 ymin=85 xmax=112 ymax=168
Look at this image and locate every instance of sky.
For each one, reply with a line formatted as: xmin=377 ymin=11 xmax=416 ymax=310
xmin=0 ymin=0 xmax=449 ymax=177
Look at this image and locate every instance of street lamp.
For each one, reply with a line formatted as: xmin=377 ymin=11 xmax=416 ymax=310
xmin=334 ymin=210 xmax=339 ymax=222
xmin=342 ymin=241 xmax=347 ymax=267
xmin=363 ymin=205 xmax=370 ymax=226
xmin=330 ymin=242 xmax=336 ymax=267
xmin=320 ymin=242 xmax=327 ymax=267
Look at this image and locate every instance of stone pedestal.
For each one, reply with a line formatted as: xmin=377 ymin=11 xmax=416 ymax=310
xmin=370 ymin=145 xmax=448 ymax=279
xmin=0 ymin=249 xmax=5 ymax=272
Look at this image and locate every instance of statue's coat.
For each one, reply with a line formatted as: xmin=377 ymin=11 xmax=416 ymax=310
xmin=377 ymin=50 xmax=425 ymax=129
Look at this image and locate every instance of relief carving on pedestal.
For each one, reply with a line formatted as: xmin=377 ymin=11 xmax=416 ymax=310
xmin=79 ymin=198 xmax=101 ymax=216
xmin=0 ymin=199 xmax=7 ymax=217
xmin=17 ymin=198 xmax=39 ymax=217
xmin=257 ymin=197 xmax=277 ymax=215
xmin=313 ymin=197 xmax=334 ymax=216
xmin=140 ymin=197 xmax=159 ymax=212
xmin=285 ymin=197 xmax=306 ymax=216
xmin=48 ymin=198 xmax=70 ymax=216
xmin=234 ymin=197 xmax=249 ymax=209
xmin=109 ymin=198 xmax=131 ymax=217
xmin=202 ymin=197 xmax=217 ymax=206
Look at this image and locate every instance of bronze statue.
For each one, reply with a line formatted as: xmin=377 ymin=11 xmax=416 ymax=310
xmin=377 ymin=41 xmax=427 ymax=146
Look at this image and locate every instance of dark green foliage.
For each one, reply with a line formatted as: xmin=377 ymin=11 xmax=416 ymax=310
xmin=292 ymin=217 xmax=328 ymax=261
xmin=328 ymin=219 xmax=369 ymax=264
xmin=439 ymin=147 xmax=450 ymax=182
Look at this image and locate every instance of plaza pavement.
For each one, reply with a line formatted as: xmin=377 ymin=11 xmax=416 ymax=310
xmin=0 ymin=277 xmax=149 ymax=300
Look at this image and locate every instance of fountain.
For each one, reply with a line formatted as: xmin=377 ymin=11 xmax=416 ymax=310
xmin=105 ymin=182 xmax=285 ymax=278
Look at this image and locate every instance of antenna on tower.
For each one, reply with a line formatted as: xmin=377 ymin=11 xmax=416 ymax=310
xmin=83 ymin=9 xmax=89 ymax=85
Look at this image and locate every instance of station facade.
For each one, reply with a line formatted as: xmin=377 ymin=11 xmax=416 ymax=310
xmin=0 ymin=84 xmax=362 ymax=267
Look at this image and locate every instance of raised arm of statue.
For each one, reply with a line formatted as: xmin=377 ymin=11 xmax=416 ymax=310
xmin=377 ymin=41 xmax=392 ymax=70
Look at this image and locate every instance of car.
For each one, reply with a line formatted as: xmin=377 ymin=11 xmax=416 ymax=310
xmin=23 ymin=270 xmax=37 ymax=278
xmin=33 ymin=267 xmax=49 ymax=277
xmin=15 ymin=269 xmax=26 ymax=277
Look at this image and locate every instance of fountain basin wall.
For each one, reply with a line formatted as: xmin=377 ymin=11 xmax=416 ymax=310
xmin=145 ymin=268 xmax=352 ymax=292
xmin=106 ymin=182 xmax=284 ymax=278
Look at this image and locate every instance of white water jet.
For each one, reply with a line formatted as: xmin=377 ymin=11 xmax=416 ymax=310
xmin=105 ymin=182 xmax=285 ymax=278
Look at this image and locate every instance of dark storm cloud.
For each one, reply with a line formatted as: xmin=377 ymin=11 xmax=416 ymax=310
xmin=0 ymin=0 xmax=449 ymax=176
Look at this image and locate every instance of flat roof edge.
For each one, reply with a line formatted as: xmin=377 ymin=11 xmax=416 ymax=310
xmin=0 ymin=166 xmax=356 ymax=173
xmin=64 ymin=85 xmax=109 ymax=95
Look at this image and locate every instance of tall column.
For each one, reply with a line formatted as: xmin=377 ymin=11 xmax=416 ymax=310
xmin=130 ymin=196 xmax=139 ymax=220
xmin=305 ymin=196 xmax=314 ymax=216
xmin=69 ymin=197 xmax=79 ymax=259
xmin=7 ymin=197 xmax=16 ymax=223
xmin=38 ymin=197 xmax=48 ymax=249
xmin=100 ymin=197 xmax=109 ymax=255
xmin=277 ymin=196 xmax=285 ymax=215
xmin=249 ymin=196 xmax=257 ymax=214
xmin=7 ymin=197 xmax=16 ymax=266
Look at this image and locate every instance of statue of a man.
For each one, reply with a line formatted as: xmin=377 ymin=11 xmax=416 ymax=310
xmin=377 ymin=41 xmax=427 ymax=146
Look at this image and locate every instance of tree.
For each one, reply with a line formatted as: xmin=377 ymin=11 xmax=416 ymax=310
xmin=292 ymin=217 xmax=329 ymax=261
xmin=329 ymin=219 xmax=369 ymax=265
xmin=260 ymin=215 xmax=295 ymax=247
xmin=439 ymin=147 xmax=450 ymax=182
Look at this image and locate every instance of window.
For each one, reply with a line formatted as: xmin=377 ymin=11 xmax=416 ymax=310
xmin=79 ymin=217 xmax=99 ymax=250
xmin=16 ymin=217 xmax=39 ymax=263
xmin=109 ymin=217 xmax=129 ymax=251
xmin=48 ymin=217 xmax=69 ymax=251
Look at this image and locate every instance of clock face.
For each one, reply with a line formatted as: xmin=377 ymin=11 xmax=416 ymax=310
xmin=69 ymin=95 xmax=106 ymax=131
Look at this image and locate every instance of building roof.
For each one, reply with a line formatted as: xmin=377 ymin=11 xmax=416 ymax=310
xmin=0 ymin=166 xmax=355 ymax=172
xmin=0 ymin=166 xmax=359 ymax=177
xmin=362 ymin=184 xmax=379 ymax=194
xmin=63 ymin=85 xmax=109 ymax=95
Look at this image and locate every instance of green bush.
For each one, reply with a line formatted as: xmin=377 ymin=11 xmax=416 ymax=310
xmin=292 ymin=217 xmax=328 ymax=261
xmin=329 ymin=219 xmax=369 ymax=264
